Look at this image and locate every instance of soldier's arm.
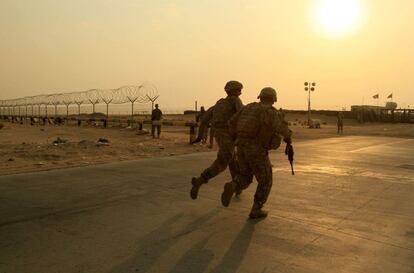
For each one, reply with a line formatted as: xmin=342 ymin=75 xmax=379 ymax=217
xmin=228 ymin=108 xmax=242 ymax=139
xmin=271 ymin=110 xmax=292 ymax=143
xmin=233 ymin=97 xmax=244 ymax=112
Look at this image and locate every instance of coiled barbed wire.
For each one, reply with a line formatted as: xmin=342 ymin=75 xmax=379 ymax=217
xmin=0 ymin=83 xmax=158 ymax=116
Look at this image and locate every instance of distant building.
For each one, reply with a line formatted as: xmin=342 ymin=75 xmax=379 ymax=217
xmin=351 ymin=102 xmax=413 ymax=123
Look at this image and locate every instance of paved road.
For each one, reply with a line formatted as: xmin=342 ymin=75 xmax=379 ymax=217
xmin=0 ymin=136 xmax=413 ymax=273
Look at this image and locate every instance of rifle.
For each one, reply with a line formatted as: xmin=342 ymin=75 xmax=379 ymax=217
xmin=285 ymin=143 xmax=294 ymax=175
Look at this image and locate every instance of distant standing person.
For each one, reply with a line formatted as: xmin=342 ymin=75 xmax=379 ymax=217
xmin=196 ymin=106 xmax=207 ymax=143
xmin=197 ymin=106 xmax=215 ymax=147
xmin=151 ymin=104 xmax=162 ymax=138
xmin=337 ymin=111 xmax=344 ymax=135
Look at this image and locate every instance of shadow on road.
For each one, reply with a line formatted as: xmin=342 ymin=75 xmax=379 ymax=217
xmin=168 ymin=235 xmax=214 ymax=273
xmin=167 ymin=218 xmax=262 ymax=273
xmin=209 ymin=219 xmax=261 ymax=273
xmin=109 ymin=208 xmax=219 ymax=273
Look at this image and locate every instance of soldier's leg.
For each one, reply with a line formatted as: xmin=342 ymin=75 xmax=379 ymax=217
xmin=208 ymin=127 xmax=215 ymax=148
xmin=157 ymin=125 xmax=161 ymax=138
xmin=200 ymin=132 xmax=233 ymax=181
xmin=229 ymin=152 xmax=243 ymax=196
xmin=221 ymin=147 xmax=252 ymax=207
xmin=202 ymin=127 xmax=208 ymax=143
xmin=228 ymin=147 xmax=238 ymax=180
xmin=249 ymin=151 xmax=273 ymax=219
xmin=151 ymin=125 xmax=155 ymax=138
xmin=191 ymin=132 xmax=234 ymax=200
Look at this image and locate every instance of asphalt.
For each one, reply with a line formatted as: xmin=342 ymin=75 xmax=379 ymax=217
xmin=0 ymin=136 xmax=413 ymax=273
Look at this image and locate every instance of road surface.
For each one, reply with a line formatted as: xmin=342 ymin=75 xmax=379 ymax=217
xmin=0 ymin=136 xmax=413 ymax=273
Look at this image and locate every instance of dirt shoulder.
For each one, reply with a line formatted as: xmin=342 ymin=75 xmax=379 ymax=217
xmin=0 ymin=118 xmax=412 ymax=176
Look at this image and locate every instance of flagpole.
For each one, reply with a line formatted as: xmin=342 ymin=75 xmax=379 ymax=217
xmin=377 ymin=95 xmax=380 ymax=120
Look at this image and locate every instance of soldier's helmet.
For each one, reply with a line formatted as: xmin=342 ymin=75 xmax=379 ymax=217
xmin=224 ymin=80 xmax=243 ymax=94
xmin=258 ymin=87 xmax=277 ymax=102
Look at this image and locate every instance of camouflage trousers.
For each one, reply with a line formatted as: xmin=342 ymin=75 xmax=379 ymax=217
xmin=236 ymin=145 xmax=273 ymax=207
xmin=200 ymin=128 xmax=238 ymax=182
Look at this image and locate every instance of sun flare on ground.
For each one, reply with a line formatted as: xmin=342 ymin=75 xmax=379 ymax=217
xmin=313 ymin=0 xmax=363 ymax=37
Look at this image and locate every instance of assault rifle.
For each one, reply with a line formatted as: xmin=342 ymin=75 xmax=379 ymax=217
xmin=285 ymin=143 xmax=294 ymax=175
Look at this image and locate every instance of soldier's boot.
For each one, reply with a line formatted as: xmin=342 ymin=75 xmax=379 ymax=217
xmin=221 ymin=181 xmax=237 ymax=207
xmin=190 ymin=176 xmax=206 ymax=200
xmin=249 ymin=203 xmax=268 ymax=219
xmin=235 ymin=187 xmax=242 ymax=196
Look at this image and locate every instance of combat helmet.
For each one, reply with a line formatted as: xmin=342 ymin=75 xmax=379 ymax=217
xmin=258 ymin=87 xmax=277 ymax=102
xmin=224 ymin=80 xmax=243 ymax=95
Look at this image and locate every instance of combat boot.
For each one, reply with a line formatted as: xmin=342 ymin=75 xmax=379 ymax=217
xmin=235 ymin=187 xmax=242 ymax=196
xmin=249 ymin=203 xmax=268 ymax=219
xmin=190 ymin=176 xmax=206 ymax=200
xmin=221 ymin=181 xmax=237 ymax=207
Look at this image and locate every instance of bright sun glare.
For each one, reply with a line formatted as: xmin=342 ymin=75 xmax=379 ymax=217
xmin=314 ymin=0 xmax=362 ymax=36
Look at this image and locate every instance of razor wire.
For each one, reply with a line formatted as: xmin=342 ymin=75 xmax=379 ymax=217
xmin=0 ymin=83 xmax=157 ymax=117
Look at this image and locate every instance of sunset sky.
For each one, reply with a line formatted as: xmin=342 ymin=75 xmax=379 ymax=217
xmin=0 ymin=0 xmax=413 ymax=111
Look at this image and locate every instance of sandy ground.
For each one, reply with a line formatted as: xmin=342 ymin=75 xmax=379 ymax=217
xmin=0 ymin=113 xmax=413 ymax=176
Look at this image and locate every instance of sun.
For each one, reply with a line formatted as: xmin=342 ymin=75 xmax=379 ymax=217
xmin=313 ymin=0 xmax=362 ymax=36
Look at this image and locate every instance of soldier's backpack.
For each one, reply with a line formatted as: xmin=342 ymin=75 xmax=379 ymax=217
xmin=260 ymin=109 xmax=283 ymax=150
xmin=235 ymin=102 xmax=263 ymax=138
xmin=236 ymin=103 xmax=283 ymax=150
xmin=211 ymin=97 xmax=239 ymax=129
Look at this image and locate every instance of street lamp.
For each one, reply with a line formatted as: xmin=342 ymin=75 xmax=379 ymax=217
xmin=304 ymin=81 xmax=316 ymax=125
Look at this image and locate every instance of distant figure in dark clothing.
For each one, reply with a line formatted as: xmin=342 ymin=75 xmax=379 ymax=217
xmin=196 ymin=106 xmax=208 ymax=143
xmin=151 ymin=104 xmax=163 ymax=138
xmin=196 ymin=106 xmax=205 ymax=123
xmin=337 ymin=111 xmax=344 ymax=135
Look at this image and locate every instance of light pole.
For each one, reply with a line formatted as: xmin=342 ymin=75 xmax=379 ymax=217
xmin=304 ymin=81 xmax=316 ymax=125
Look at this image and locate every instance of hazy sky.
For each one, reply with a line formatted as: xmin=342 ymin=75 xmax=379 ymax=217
xmin=0 ymin=0 xmax=413 ymax=110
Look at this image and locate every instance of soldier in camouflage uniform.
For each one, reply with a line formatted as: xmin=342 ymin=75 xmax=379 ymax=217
xmin=190 ymin=80 xmax=244 ymax=200
xmin=221 ymin=87 xmax=292 ymax=219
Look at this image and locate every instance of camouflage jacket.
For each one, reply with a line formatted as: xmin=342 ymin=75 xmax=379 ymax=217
xmin=197 ymin=96 xmax=243 ymax=137
xmin=229 ymin=102 xmax=292 ymax=150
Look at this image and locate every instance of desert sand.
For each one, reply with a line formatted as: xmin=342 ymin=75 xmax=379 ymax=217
xmin=0 ymin=113 xmax=412 ymax=176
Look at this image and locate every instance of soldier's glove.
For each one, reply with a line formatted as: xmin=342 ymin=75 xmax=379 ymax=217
xmin=190 ymin=137 xmax=202 ymax=144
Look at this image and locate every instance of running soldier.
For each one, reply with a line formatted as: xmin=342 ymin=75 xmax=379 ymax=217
xmin=221 ymin=87 xmax=292 ymax=219
xmin=190 ymin=80 xmax=244 ymax=200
